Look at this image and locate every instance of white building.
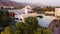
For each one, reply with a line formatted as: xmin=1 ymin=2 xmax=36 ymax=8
xmin=37 ymin=16 xmax=56 ymax=28
xmin=55 ymin=8 xmax=60 ymax=17
xmin=8 ymin=5 xmax=38 ymax=22
xmin=45 ymin=11 xmax=55 ymax=16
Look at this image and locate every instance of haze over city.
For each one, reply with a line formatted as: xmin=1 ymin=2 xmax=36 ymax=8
xmin=11 ymin=0 xmax=60 ymax=6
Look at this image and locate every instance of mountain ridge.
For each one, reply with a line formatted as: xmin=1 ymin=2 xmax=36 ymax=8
xmin=0 ymin=0 xmax=45 ymax=7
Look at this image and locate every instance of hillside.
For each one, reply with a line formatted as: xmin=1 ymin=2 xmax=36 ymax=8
xmin=0 ymin=0 xmax=21 ymax=6
xmin=0 ymin=0 xmax=44 ymax=7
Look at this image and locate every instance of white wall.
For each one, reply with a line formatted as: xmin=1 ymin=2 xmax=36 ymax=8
xmin=55 ymin=8 xmax=60 ymax=16
xmin=37 ymin=16 xmax=56 ymax=28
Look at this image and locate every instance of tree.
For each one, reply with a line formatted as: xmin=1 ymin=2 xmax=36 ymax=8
xmin=34 ymin=27 xmax=52 ymax=34
xmin=0 ymin=26 xmax=13 ymax=34
xmin=15 ymin=22 xmax=24 ymax=29
xmin=1 ymin=16 xmax=52 ymax=34
xmin=46 ymin=6 xmax=55 ymax=11
xmin=40 ymin=27 xmax=52 ymax=34
xmin=14 ymin=17 xmax=39 ymax=34
xmin=3 ymin=26 xmax=13 ymax=34
xmin=1 ymin=31 xmax=4 ymax=34
xmin=1 ymin=26 xmax=21 ymax=34
xmin=24 ymin=17 xmax=38 ymax=34
xmin=45 ymin=29 xmax=52 ymax=34
xmin=13 ymin=29 xmax=21 ymax=34
xmin=34 ymin=28 xmax=41 ymax=34
xmin=23 ymin=29 xmax=28 ymax=34
xmin=0 ymin=10 xmax=10 ymax=27
xmin=15 ymin=22 xmax=29 ymax=34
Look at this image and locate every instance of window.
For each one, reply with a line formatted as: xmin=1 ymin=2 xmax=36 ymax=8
xmin=37 ymin=16 xmax=43 ymax=18
xmin=20 ymin=19 xmax=22 ymax=21
xmin=15 ymin=18 xmax=19 ymax=20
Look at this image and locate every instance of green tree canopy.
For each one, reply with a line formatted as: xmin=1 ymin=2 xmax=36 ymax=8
xmin=1 ymin=17 xmax=52 ymax=34
xmin=0 ymin=10 xmax=10 ymax=27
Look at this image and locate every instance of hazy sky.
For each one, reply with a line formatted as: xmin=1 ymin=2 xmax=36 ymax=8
xmin=11 ymin=0 xmax=60 ymax=6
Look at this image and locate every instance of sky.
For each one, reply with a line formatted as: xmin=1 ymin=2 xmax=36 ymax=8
xmin=11 ymin=0 xmax=60 ymax=6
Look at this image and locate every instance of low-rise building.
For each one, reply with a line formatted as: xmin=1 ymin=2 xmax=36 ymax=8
xmin=45 ymin=11 xmax=55 ymax=16
xmin=0 ymin=6 xmax=15 ymax=10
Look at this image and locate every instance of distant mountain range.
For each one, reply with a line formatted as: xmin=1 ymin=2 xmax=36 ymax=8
xmin=0 ymin=0 xmax=44 ymax=7
xmin=0 ymin=0 xmax=21 ymax=6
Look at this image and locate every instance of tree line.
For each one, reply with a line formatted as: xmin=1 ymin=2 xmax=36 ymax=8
xmin=1 ymin=17 xmax=52 ymax=34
